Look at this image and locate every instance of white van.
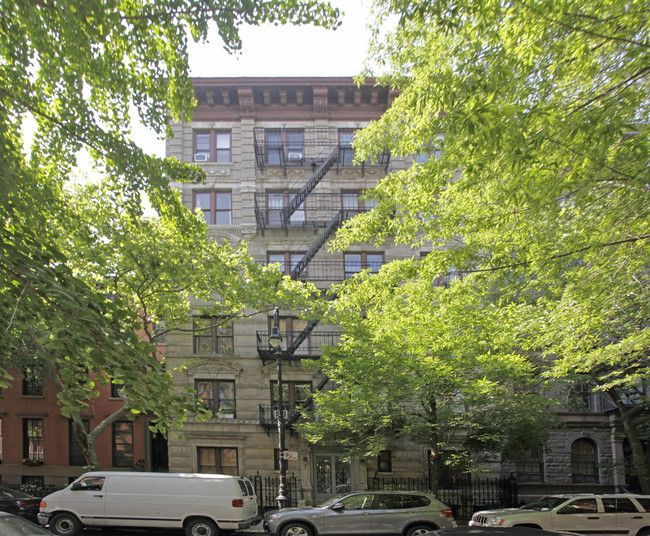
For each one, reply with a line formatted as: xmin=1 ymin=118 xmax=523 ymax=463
xmin=37 ymin=471 xmax=260 ymax=536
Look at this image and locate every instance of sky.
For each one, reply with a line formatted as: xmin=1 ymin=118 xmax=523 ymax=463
xmin=133 ymin=0 xmax=373 ymax=157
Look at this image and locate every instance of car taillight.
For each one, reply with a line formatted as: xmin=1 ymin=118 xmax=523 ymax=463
xmin=442 ymin=509 xmax=454 ymax=519
xmin=232 ymin=499 xmax=244 ymax=508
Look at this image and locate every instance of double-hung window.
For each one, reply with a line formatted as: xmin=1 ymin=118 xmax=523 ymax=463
xmin=194 ymin=130 xmax=232 ymax=162
xmin=268 ymin=252 xmax=305 ymax=277
xmin=196 ymin=380 xmax=236 ymax=417
xmin=23 ymin=418 xmax=44 ymax=462
xmin=193 ymin=318 xmax=234 ymax=355
xmin=194 ymin=191 xmax=232 ymax=225
xmin=265 ymin=129 xmax=304 ymax=165
xmin=69 ymin=419 xmax=90 ymax=466
xmin=22 ymin=364 xmax=43 ymax=396
xmin=344 ymin=253 xmax=383 ymax=279
xmin=267 ymin=191 xmax=305 ymax=226
xmin=197 ymin=446 xmax=238 ymax=475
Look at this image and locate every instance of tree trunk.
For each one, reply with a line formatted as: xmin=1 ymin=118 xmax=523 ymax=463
xmin=427 ymin=396 xmax=441 ymax=494
xmin=607 ymin=388 xmax=650 ymax=493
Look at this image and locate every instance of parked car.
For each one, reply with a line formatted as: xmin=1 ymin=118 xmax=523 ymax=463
xmin=470 ymin=494 xmax=650 ymax=536
xmin=263 ymin=491 xmax=456 ymax=536
xmin=0 ymin=512 xmax=52 ymax=535
xmin=424 ymin=527 xmax=581 ymax=536
xmin=0 ymin=485 xmax=41 ymax=521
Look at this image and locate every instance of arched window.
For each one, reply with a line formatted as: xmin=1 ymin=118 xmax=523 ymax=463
xmin=571 ymin=438 xmax=599 ymax=483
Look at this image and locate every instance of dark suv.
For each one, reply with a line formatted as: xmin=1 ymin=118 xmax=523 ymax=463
xmin=264 ymin=491 xmax=456 ymax=536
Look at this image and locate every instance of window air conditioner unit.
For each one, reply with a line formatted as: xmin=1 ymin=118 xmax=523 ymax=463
xmin=287 ymin=152 xmax=303 ymax=162
xmin=273 ymin=409 xmax=290 ymax=419
xmin=194 ymin=153 xmax=209 ymax=161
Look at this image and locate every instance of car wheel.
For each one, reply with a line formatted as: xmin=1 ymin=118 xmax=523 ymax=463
xmin=185 ymin=518 xmax=220 ymax=536
xmin=405 ymin=524 xmax=435 ymax=536
xmin=50 ymin=513 xmax=83 ymax=536
xmin=280 ymin=522 xmax=314 ymax=536
xmin=636 ymin=530 xmax=650 ymax=536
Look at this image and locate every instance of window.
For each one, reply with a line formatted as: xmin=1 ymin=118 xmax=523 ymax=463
xmin=265 ymin=129 xmax=304 ymax=165
xmin=196 ymin=380 xmax=236 ymax=417
xmin=194 ymin=130 xmax=231 ymax=162
xmin=344 ymin=253 xmax=383 ymax=279
xmin=22 ymin=363 xmax=43 ymax=396
xmin=341 ymin=191 xmax=377 ymax=214
xmin=112 ymin=421 xmax=134 ymax=468
xmin=23 ymin=418 xmax=44 ymax=462
xmin=269 ymin=316 xmax=310 ymax=354
xmin=559 ymin=498 xmax=598 ymax=514
xmin=272 ymin=381 xmax=312 ymax=418
xmin=339 ymin=494 xmax=375 ymax=510
xmin=377 ymin=450 xmax=392 ymax=473
xmin=194 ymin=191 xmax=232 ymax=225
xmin=571 ymin=438 xmax=598 ymax=483
xmin=438 ymin=268 xmax=462 ymax=288
xmin=193 ymin=317 xmax=234 ymax=354
xmin=602 ymin=498 xmax=640 ymax=513
xmin=568 ymin=383 xmax=595 ymax=411
xmin=339 ymin=129 xmax=356 ymax=166
xmin=516 ymin=453 xmax=544 ymax=483
xmin=69 ymin=419 xmax=90 ymax=466
xmin=197 ymin=446 xmax=238 ymax=475
xmin=267 ymin=191 xmax=305 ymax=226
xmin=268 ymin=252 xmax=305 ymax=277
xmin=74 ymin=476 xmax=105 ymax=491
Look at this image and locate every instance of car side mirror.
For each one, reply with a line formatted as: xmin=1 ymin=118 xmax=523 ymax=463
xmin=331 ymin=503 xmax=345 ymax=511
xmin=70 ymin=483 xmax=82 ymax=491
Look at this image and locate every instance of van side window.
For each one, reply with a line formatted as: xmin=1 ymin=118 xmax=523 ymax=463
xmin=245 ymin=480 xmax=254 ymax=496
xmin=77 ymin=476 xmax=105 ymax=491
xmin=238 ymin=481 xmax=247 ymax=496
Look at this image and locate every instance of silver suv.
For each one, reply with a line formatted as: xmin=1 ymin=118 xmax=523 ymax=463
xmin=263 ymin=491 xmax=456 ymax=536
xmin=470 ymin=494 xmax=650 ymax=535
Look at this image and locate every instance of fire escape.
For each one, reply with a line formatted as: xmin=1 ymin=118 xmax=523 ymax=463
xmin=254 ymin=127 xmax=390 ymax=429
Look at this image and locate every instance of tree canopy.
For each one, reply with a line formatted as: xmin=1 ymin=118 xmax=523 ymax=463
xmin=304 ymin=0 xmax=650 ymax=490
xmin=1 ymin=0 xmax=339 ymax=463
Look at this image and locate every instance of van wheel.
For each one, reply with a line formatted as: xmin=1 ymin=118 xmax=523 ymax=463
xmin=405 ymin=524 xmax=435 ymax=536
xmin=50 ymin=513 xmax=83 ymax=536
xmin=185 ymin=518 xmax=220 ymax=536
xmin=281 ymin=522 xmax=314 ymax=536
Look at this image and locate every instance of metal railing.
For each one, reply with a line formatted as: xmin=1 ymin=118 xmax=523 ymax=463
xmin=248 ymin=471 xmax=300 ymax=512
xmin=256 ymin=330 xmax=341 ymax=360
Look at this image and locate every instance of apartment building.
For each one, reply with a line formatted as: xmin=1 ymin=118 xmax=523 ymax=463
xmin=163 ymin=77 xmax=426 ymax=505
xmin=163 ymin=77 xmax=631 ymax=507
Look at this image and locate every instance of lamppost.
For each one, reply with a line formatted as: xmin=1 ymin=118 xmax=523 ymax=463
xmin=269 ymin=307 xmax=288 ymax=509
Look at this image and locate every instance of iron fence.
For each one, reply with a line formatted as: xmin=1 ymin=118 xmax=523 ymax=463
xmin=248 ymin=472 xmax=300 ymax=513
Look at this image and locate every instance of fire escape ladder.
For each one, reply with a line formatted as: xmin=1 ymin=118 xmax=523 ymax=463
xmin=286 ymin=319 xmax=321 ymax=356
xmin=289 ymin=209 xmax=347 ymax=279
xmin=281 ymin=147 xmax=339 ymax=228
xmin=254 ymin=194 xmax=266 ymax=236
xmin=289 ymin=375 xmax=330 ymax=424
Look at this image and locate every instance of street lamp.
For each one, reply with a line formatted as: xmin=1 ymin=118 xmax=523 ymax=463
xmin=269 ymin=307 xmax=288 ymax=509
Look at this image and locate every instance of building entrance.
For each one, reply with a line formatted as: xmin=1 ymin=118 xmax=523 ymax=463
xmin=314 ymin=454 xmax=352 ymax=503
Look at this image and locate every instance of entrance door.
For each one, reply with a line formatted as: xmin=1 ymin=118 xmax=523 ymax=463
xmin=314 ymin=454 xmax=352 ymax=503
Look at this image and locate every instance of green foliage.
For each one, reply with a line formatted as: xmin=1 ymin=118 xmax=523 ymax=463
xmin=305 ymin=0 xmax=649 ymax=486
xmin=1 ymin=0 xmax=339 ymax=464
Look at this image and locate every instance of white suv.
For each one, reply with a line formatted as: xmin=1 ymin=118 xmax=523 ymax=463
xmin=470 ymin=494 xmax=650 ymax=536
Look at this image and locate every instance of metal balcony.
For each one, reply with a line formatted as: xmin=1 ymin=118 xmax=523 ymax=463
xmin=253 ymin=193 xmax=367 ymax=234
xmin=253 ymin=127 xmax=390 ymax=174
xmin=256 ymin=329 xmax=341 ymax=361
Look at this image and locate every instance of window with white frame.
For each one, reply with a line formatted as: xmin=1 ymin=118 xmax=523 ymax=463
xmin=266 ymin=191 xmax=305 ymax=226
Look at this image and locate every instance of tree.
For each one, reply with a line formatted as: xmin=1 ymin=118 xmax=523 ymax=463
xmin=1 ymin=0 xmax=339 ymax=465
xmin=323 ymin=0 xmax=649 ymax=490
xmin=40 ymin=180 xmax=314 ymax=468
xmin=301 ymin=263 xmax=559 ymax=492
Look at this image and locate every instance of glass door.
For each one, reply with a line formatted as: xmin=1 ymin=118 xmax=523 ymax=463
xmin=314 ymin=454 xmax=352 ymax=502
